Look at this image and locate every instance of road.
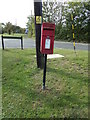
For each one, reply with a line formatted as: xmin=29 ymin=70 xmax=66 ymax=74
xmin=0 ymin=37 xmax=88 ymax=50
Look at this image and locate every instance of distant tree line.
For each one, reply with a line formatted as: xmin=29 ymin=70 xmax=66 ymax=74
xmin=26 ymin=1 xmax=89 ymax=43
xmin=0 ymin=22 xmax=25 ymax=35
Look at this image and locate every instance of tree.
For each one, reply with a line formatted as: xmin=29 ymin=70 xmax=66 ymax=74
xmin=42 ymin=1 xmax=61 ymax=24
xmin=26 ymin=15 xmax=35 ymax=38
xmin=4 ymin=22 xmax=12 ymax=34
xmin=65 ymin=1 xmax=89 ymax=42
xmin=55 ymin=1 xmax=89 ymax=42
xmin=3 ymin=22 xmax=25 ymax=34
xmin=0 ymin=23 xmax=5 ymax=34
xmin=42 ymin=1 xmax=67 ymax=41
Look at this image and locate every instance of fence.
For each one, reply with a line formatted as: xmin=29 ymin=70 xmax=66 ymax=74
xmin=1 ymin=35 xmax=23 ymax=50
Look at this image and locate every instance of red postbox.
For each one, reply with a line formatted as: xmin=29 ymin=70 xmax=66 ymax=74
xmin=40 ymin=22 xmax=55 ymax=54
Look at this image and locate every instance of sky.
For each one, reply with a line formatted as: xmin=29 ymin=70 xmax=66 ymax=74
xmin=0 ymin=0 xmax=34 ymax=28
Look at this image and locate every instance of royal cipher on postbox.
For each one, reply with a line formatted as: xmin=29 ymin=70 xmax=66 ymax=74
xmin=40 ymin=22 xmax=55 ymax=54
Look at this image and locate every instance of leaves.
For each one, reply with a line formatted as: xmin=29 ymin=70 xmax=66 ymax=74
xmin=55 ymin=1 xmax=89 ymax=42
xmin=42 ymin=2 xmax=61 ymax=24
xmin=26 ymin=15 xmax=35 ymax=38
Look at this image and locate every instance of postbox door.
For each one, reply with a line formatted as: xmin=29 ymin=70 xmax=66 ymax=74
xmin=42 ymin=36 xmax=53 ymax=54
xmin=40 ymin=22 xmax=55 ymax=54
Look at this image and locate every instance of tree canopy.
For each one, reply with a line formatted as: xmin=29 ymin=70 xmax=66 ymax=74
xmin=27 ymin=1 xmax=89 ymax=43
xmin=0 ymin=22 xmax=25 ymax=34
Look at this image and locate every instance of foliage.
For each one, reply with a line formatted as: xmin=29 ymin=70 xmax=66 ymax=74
xmin=2 ymin=49 xmax=88 ymax=118
xmin=26 ymin=15 xmax=35 ymax=38
xmin=55 ymin=1 xmax=89 ymax=42
xmin=0 ymin=23 xmax=5 ymax=34
xmin=42 ymin=1 xmax=89 ymax=43
xmin=0 ymin=22 xmax=25 ymax=35
xmin=26 ymin=1 xmax=89 ymax=42
xmin=42 ymin=2 xmax=61 ymax=24
xmin=4 ymin=22 xmax=12 ymax=34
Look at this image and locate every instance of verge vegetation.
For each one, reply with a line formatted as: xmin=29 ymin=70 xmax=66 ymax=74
xmin=2 ymin=48 xmax=88 ymax=118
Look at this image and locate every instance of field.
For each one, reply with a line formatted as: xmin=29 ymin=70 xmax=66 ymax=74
xmin=2 ymin=48 xmax=88 ymax=118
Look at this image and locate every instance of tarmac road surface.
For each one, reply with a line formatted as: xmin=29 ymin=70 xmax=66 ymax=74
xmin=0 ymin=37 xmax=88 ymax=50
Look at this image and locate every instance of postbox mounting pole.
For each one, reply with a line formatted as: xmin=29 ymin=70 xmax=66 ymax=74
xmin=43 ymin=54 xmax=47 ymax=90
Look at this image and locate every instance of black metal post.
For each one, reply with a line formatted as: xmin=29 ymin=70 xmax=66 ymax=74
xmin=2 ymin=35 xmax=4 ymax=50
xmin=43 ymin=54 xmax=47 ymax=90
xmin=21 ymin=36 xmax=23 ymax=50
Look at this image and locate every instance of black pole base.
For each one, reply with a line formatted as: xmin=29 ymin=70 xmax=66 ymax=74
xmin=42 ymin=85 xmax=45 ymax=90
xmin=42 ymin=54 xmax=47 ymax=90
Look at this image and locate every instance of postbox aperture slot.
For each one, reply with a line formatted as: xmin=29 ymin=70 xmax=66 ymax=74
xmin=43 ymin=27 xmax=54 ymax=30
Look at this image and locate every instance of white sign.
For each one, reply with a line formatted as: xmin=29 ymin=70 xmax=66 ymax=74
xmin=45 ymin=38 xmax=50 ymax=49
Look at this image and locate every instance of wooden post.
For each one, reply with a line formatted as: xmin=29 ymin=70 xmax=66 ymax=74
xmin=34 ymin=0 xmax=44 ymax=69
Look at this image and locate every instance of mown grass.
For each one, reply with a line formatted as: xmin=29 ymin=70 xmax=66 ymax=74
xmin=2 ymin=48 xmax=88 ymax=118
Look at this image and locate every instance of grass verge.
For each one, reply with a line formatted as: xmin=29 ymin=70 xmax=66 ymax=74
xmin=2 ymin=48 xmax=88 ymax=118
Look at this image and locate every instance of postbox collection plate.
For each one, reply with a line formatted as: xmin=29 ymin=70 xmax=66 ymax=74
xmin=45 ymin=38 xmax=50 ymax=49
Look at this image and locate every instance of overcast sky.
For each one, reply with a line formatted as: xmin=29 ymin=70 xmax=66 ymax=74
xmin=0 ymin=0 xmax=34 ymax=28
xmin=0 ymin=0 xmax=77 ymax=28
